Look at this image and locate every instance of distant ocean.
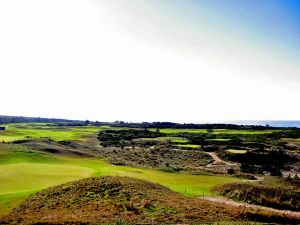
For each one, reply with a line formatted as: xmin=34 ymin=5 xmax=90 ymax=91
xmin=224 ymin=120 xmax=300 ymax=128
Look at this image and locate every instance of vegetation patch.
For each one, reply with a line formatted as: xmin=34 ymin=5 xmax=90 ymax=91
xmin=99 ymin=146 xmax=212 ymax=169
xmin=218 ymin=149 xmax=297 ymax=175
xmin=283 ymin=138 xmax=300 ymax=149
xmin=214 ymin=182 xmax=300 ymax=211
xmin=98 ymin=129 xmax=162 ymax=147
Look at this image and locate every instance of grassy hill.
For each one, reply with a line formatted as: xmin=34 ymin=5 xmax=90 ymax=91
xmin=1 ymin=176 xmax=297 ymax=224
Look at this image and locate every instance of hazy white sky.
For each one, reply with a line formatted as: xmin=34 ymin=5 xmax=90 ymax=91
xmin=1 ymin=0 xmax=300 ymax=122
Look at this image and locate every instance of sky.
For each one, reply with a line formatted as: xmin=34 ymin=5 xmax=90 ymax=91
xmin=0 ymin=0 xmax=299 ymax=122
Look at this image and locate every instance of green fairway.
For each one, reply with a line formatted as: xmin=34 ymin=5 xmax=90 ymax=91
xmin=0 ymin=123 xmax=103 ymax=142
xmin=207 ymin=138 xmax=231 ymax=141
xmin=0 ymin=148 xmax=63 ymax=165
xmin=136 ymin=136 xmax=188 ymax=143
xmin=176 ymin=144 xmax=201 ymax=149
xmin=0 ymin=146 xmax=240 ymax=215
xmin=0 ymin=161 xmax=94 ymax=216
xmin=0 ymin=163 xmax=94 ymax=194
xmin=151 ymin=128 xmax=208 ymax=134
xmin=0 ymin=192 xmax=30 ymax=216
xmin=226 ymin=149 xmax=247 ymax=154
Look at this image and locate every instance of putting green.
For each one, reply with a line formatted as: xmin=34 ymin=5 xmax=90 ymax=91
xmin=0 ymin=163 xmax=94 ymax=194
xmin=0 ymin=163 xmax=94 ymax=215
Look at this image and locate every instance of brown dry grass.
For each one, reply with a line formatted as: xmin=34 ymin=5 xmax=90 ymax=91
xmin=214 ymin=182 xmax=300 ymax=211
xmin=99 ymin=146 xmax=212 ymax=170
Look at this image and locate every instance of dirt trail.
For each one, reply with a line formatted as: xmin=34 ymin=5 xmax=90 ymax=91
xmin=202 ymin=151 xmax=265 ymax=182
xmin=199 ymin=196 xmax=300 ymax=219
xmin=172 ymin=149 xmax=235 ymax=166
xmin=204 ymin=152 xmax=238 ymax=167
xmin=173 ymin=149 xmax=264 ymax=181
xmin=204 ymin=152 xmax=237 ymax=166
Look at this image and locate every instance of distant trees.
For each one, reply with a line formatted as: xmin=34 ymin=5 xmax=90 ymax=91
xmin=0 ymin=115 xmax=79 ymax=124
xmin=98 ymin=129 xmax=163 ymax=147
xmin=108 ymin=121 xmax=287 ymax=130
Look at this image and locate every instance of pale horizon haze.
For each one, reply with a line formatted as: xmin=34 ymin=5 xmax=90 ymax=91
xmin=1 ymin=0 xmax=300 ymax=123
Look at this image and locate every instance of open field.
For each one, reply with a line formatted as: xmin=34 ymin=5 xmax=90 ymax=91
xmin=0 ymin=144 xmax=240 ymax=215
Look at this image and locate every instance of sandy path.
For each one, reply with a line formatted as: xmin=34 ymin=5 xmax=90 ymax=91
xmin=204 ymin=152 xmax=237 ymax=166
xmin=199 ymin=196 xmax=300 ymax=219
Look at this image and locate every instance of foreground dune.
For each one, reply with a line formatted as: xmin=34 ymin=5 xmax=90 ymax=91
xmin=1 ymin=176 xmax=299 ymax=224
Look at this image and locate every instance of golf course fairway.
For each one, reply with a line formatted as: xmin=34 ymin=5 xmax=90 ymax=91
xmin=0 ymin=151 xmax=241 ymax=216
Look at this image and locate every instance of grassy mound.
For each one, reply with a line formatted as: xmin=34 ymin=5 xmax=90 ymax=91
xmin=2 ymin=177 xmax=299 ymax=225
xmin=214 ymin=182 xmax=300 ymax=211
xmin=1 ymin=177 xmax=251 ymax=224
